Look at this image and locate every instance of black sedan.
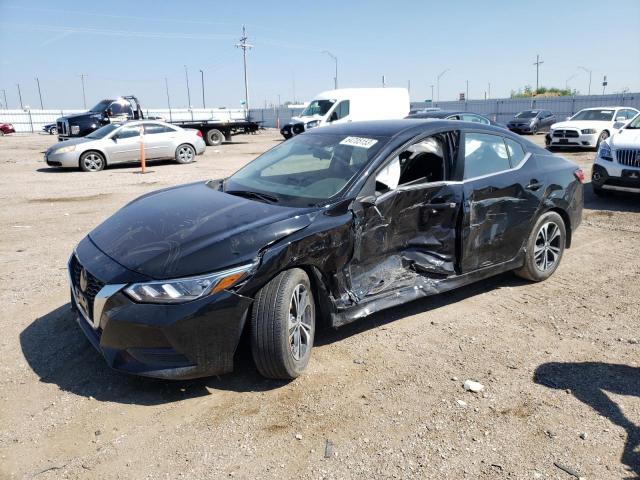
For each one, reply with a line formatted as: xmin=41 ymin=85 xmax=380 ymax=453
xmin=406 ymin=109 xmax=505 ymax=128
xmin=68 ymin=120 xmax=583 ymax=380
xmin=507 ymin=110 xmax=556 ymax=135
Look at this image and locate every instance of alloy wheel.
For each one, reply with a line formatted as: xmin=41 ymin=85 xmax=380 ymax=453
xmin=288 ymin=284 xmax=313 ymax=361
xmin=534 ymin=221 xmax=562 ymax=271
xmin=83 ymin=153 xmax=103 ymax=171
xmin=178 ymin=146 xmax=194 ymax=162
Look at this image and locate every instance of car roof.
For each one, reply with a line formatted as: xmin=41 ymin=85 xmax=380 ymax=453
xmin=579 ymin=106 xmax=626 ymax=110
xmin=406 ymin=110 xmax=487 ymax=119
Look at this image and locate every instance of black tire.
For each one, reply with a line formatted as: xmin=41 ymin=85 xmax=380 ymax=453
xmin=595 ymin=130 xmax=609 ymax=149
xmin=0 ymin=130 xmax=4 ymax=136
xmin=175 ymin=144 xmax=196 ymax=164
xmin=531 ymin=124 xmax=538 ymax=135
xmin=205 ymin=129 xmax=224 ymax=146
xmin=50 ymin=127 xmax=57 ymax=135
xmin=514 ymin=211 xmax=566 ymax=282
xmin=251 ymin=268 xmax=316 ymax=379
xmin=79 ymin=151 xmax=106 ymax=172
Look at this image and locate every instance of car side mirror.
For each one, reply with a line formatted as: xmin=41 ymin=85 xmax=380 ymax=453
xmin=106 ymin=108 xmax=113 ymax=117
xmin=359 ymin=195 xmax=377 ymax=207
xmin=328 ymin=111 xmax=338 ymax=122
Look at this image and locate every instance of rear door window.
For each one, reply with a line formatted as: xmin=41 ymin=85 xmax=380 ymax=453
xmin=463 ymin=132 xmax=510 ymax=179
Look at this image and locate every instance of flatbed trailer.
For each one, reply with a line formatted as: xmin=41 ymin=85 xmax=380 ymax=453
xmin=171 ymin=119 xmax=262 ymax=146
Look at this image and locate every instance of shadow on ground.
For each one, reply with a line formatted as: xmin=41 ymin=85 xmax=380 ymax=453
xmin=583 ymin=182 xmax=640 ymax=213
xmin=21 ymin=272 xmax=526 ymax=405
xmin=535 ymin=362 xmax=640 ymax=477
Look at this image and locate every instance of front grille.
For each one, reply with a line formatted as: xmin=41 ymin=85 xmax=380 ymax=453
xmin=617 ymin=148 xmax=640 ymax=168
xmin=69 ymin=255 xmax=104 ymax=322
xmin=553 ymin=129 xmax=579 ymax=138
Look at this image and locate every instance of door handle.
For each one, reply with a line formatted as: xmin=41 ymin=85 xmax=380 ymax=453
xmin=426 ymin=202 xmax=457 ymax=212
xmin=526 ymin=180 xmax=543 ymax=191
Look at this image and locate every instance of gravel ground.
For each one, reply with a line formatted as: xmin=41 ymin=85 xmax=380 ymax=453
xmin=0 ymin=130 xmax=638 ymax=480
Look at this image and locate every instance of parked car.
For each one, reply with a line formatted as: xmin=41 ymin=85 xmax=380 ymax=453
xmin=0 ymin=122 xmax=15 ymax=135
xmin=280 ymin=88 xmax=410 ymax=139
xmin=592 ymin=113 xmax=640 ymax=196
xmin=42 ymin=123 xmax=58 ymax=135
xmin=406 ymin=110 xmax=506 ymax=128
xmin=507 ymin=110 xmax=556 ymax=134
xmin=546 ymin=106 xmax=639 ymax=150
xmin=67 ymin=119 xmax=583 ymax=380
xmin=408 ymin=107 xmax=441 ymax=115
xmin=45 ymin=120 xmax=205 ymax=172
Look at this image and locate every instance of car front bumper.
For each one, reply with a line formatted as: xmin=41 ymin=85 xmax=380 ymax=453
xmin=45 ymin=149 xmax=81 ymax=168
xmin=592 ymin=157 xmax=640 ymax=193
xmin=69 ymin=237 xmax=254 ymax=379
xmin=507 ymin=124 xmax=534 ymax=133
xmin=548 ymin=130 xmax=599 ymax=148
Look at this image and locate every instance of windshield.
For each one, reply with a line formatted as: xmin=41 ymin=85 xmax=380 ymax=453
xmin=225 ymin=133 xmax=389 ymax=207
xmin=626 ymin=114 xmax=640 ymax=129
xmin=300 ymin=100 xmax=335 ymax=117
xmin=89 ymin=100 xmax=113 ymax=112
xmin=515 ymin=111 xmax=538 ymax=119
xmin=86 ymin=124 xmax=119 ymax=139
xmin=571 ymin=109 xmax=614 ymax=121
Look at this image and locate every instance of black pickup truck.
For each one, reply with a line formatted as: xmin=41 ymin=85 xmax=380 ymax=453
xmin=56 ymin=96 xmax=261 ymax=146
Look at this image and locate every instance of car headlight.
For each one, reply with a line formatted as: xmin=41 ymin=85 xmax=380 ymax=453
xmin=306 ymin=120 xmax=320 ymax=129
xmin=124 ymin=262 xmax=257 ymax=304
xmin=71 ymin=125 xmax=80 ymax=134
xmin=598 ymin=142 xmax=613 ymax=161
xmin=54 ymin=145 xmax=76 ymax=154
xmin=581 ymin=128 xmax=597 ymax=134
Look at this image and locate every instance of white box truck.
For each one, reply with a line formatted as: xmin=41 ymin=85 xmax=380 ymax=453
xmin=280 ymin=88 xmax=410 ymax=139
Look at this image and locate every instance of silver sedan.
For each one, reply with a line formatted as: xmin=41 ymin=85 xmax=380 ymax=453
xmin=44 ymin=120 xmax=206 ymax=172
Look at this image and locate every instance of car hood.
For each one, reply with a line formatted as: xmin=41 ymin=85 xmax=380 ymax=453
xmin=550 ymin=120 xmax=610 ymax=130
xmin=46 ymin=137 xmax=94 ymax=153
xmin=58 ymin=112 xmax=102 ymax=122
xmin=291 ymin=114 xmax=322 ymax=124
xmin=509 ymin=118 xmax=534 ymax=123
xmin=610 ymin=129 xmax=640 ymax=149
xmin=88 ymin=181 xmax=315 ymax=279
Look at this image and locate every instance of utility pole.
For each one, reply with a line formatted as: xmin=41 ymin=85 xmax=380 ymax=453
xmin=16 ymin=83 xmax=23 ymax=109
xmin=533 ymin=54 xmax=544 ymax=94
xmin=199 ymin=69 xmax=205 ymax=108
xmin=235 ymin=25 xmax=253 ymax=114
xmin=322 ymin=51 xmax=338 ymax=89
xmin=164 ymin=77 xmax=172 ymax=122
xmin=382 ymin=75 xmax=386 ymax=88
xmin=565 ymin=73 xmax=578 ymax=91
xmin=578 ymin=66 xmax=592 ymax=96
xmin=79 ymin=74 xmax=87 ymax=108
xmin=466 ymin=80 xmax=469 ymax=101
xmin=430 ymin=84 xmax=434 ymax=104
xmin=35 ymin=77 xmax=43 ymax=109
xmin=407 ymin=80 xmax=410 ymax=95
xmin=184 ymin=65 xmax=191 ymax=107
xmin=602 ymin=75 xmax=608 ymax=95
xmin=437 ymin=68 xmax=449 ymax=102
xmin=488 ymin=82 xmax=491 ymax=99
xmin=1 ymin=89 xmax=8 ymax=109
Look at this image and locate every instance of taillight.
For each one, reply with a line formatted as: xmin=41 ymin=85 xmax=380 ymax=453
xmin=574 ymin=168 xmax=585 ymax=183
xmin=196 ymin=130 xmax=203 ymax=138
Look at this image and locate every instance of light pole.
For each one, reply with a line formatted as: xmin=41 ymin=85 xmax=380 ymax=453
xmin=16 ymin=83 xmax=23 ymax=109
xmin=184 ymin=65 xmax=191 ymax=107
xmin=466 ymin=80 xmax=469 ymax=101
xmin=578 ymin=66 xmax=592 ymax=96
xmin=565 ymin=73 xmax=578 ymax=91
xmin=164 ymin=77 xmax=172 ymax=122
xmin=2 ymin=89 xmax=8 ymax=109
xmin=488 ymin=82 xmax=491 ymax=99
xmin=235 ymin=25 xmax=253 ymax=114
xmin=35 ymin=77 xmax=43 ymax=109
xmin=322 ymin=51 xmax=338 ymax=89
xmin=79 ymin=74 xmax=87 ymax=108
xmin=429 ymin=85 xmax=434 ymax=104
xmin=436 ymin=68 xmax=449 ymax=102
xmin=533 ymin=54 xmax=544 ymax=93
xmin=199 ymin=69 xmax=205 ymax=109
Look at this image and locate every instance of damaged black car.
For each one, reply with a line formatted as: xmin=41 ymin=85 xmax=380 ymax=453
xmin=68 ymin=120 xmax=583 ymax=380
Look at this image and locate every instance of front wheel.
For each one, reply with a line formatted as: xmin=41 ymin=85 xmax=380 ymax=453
xmin=175 ymin=144 xmax=195 ymax=164
xmin=79 ymin=151 xmax=105 ymax=172
xmin=514 ymin=211 xmax=566 ymax=282
xmin=531 ymin=124 xmax=538 ymax=135
xmin=50 ymin=127 xmax=57 ymax=135
xmin=251 ymin=268 xmax=316 ymax=379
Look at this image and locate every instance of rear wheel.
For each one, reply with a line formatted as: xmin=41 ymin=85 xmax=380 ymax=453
xmin=50 ymin=127 xmax=57 ymax=135
xmin=514 ymin=211 xmax=566 ymax=282
xmin=251 ymin=268 xmax=315 ymax=379
xmin=175 ymin=144 xmax=195 ymax=164
xmin=531 ymin=124 xmax=538 ymax=135
xmin=205 ymin=129 xmax=224 ymax=146
xmin=79 ymin=151 xmax=105 ymax=172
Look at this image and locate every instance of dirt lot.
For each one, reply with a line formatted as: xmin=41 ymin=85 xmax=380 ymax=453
xmin=0 ymin=130 xmax=638 ymax=480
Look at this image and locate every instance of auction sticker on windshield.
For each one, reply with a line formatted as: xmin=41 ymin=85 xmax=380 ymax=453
xmin=340 ymin=136 xmax=379 ymax=149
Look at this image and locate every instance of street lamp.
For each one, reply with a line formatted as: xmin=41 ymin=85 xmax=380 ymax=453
xmin=322 ymin=51 xmax=338 ymax=89
xmin=565 ymin=73 xmax=578 ymax=91
xmin=578 ymin=66 xmax=592 ymax=96
xmin=199 ymin=69 xmax=205 ymax=109
xmin=436 ymin=68 xmax=450 ymax=103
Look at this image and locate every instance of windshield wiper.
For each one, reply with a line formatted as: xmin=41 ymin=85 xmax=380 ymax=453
xmin=226 ymin=190 xmax=279 ymax=204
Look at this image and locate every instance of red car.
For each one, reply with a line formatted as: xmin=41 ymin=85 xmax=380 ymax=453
xmin=0 ymin=123 xmax=15 ymax=135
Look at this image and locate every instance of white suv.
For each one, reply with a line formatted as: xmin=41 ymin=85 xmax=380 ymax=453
xmin=592 ymin=113 xmax=640 ymax=195
xmin=547 ymin=106 xmax=638 ymax=150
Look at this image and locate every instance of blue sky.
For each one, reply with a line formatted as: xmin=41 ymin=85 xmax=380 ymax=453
xmin=1 ymin=0 xmax=639 ymax=109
